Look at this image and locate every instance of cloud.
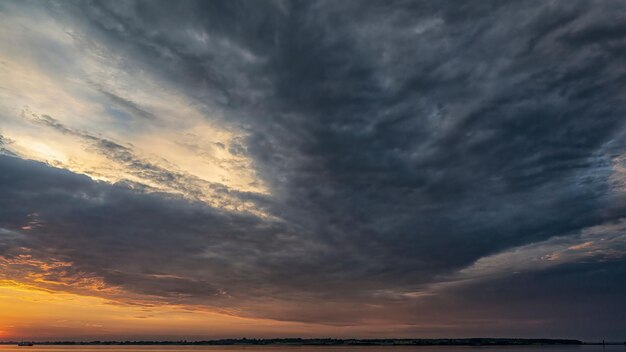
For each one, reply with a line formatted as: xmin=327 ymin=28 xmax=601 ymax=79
xmin=1 ymin=0 xmax=626 ymax=339
xmin=0 ymin=156 xmax=276 ymax=305
xmin=395 ymin=220 xmax=626 ymax=299
xmin=0 ymin=133 xmax=16 ymax=156
xmin=21 ymin=111 xmax=267 ymax=215
xmin=94 ymin=85 xmax=158 ymax=121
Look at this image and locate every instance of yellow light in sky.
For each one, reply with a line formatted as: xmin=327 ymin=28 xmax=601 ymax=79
xmin=0 ymin=16 xmax=270 ymax=217
xmin=18 ymin=141 xmax=68 ymax=165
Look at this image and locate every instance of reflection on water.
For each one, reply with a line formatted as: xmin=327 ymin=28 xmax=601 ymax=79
xmin=0 ymin=345 xmax=625 ymax=352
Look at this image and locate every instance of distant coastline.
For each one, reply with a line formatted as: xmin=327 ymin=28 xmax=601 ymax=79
xmin=0 ymin=338 xmax=593 ymax=346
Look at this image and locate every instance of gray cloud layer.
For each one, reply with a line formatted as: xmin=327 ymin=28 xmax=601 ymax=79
xmin=2 ymin=0 xmax=626 ymax=340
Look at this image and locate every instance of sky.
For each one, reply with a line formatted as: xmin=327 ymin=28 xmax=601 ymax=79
xmin=1 ymin=0 xmax=626 ymax=342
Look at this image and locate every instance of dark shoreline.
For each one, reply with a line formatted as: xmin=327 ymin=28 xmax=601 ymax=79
xmin=0 ymin=338 xmax=593 ymax=346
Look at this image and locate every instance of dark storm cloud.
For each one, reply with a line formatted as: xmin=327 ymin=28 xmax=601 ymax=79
xmin=2 ymin=0 xmax=626 ymax=338
xmin=0 ymin=155 xmax=326 ymax=305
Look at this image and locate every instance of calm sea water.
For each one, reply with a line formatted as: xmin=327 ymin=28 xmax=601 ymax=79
xmin=1 ymin=345 xmax=625 ymax=352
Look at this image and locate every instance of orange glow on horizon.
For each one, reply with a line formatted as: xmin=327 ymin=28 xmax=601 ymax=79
xmin=0 ymin=280 xmax=381 ymax=341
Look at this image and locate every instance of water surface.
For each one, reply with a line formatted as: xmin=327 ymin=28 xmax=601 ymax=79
xmin=1 ymin=345 xmax=625 ymax=352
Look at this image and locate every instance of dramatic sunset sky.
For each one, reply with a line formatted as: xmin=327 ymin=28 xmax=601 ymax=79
xmin=1 ymin=0 xmax=626 ymax=342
